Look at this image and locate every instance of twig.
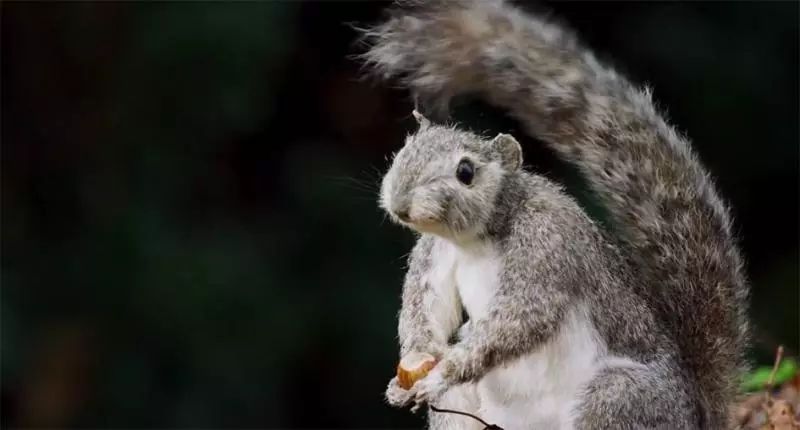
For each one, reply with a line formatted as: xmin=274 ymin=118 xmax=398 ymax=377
xmin=429 ymin=404 xmax=504 ymax=430
xmin=764 ymin=345 xmax=785 ymax=406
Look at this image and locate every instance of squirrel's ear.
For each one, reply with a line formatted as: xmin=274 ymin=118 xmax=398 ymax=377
xmin=412 ymin=109 xmax=431 ymax=130
xmin=491 ymin=133 xmax=522 ymax=170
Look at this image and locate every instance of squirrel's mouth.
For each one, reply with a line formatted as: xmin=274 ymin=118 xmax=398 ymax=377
xmin=408 ymin=218 xmax=439 ymax=229
xmin=400 ymin=210 xmax=441 ymax=227
xmin=387 ymin=197 xmax=447 ymax=234
xmin=403 ymin=217 xmax=449 ymax=236
xmin=391 ymin=204 xmax=441 ymax=225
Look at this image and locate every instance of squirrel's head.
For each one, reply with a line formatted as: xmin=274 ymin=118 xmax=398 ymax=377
xmin=380 ymin=110 xmax=522 ymax=240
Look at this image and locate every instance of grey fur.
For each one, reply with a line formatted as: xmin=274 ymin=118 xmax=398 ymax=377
xmin=362 ymin=1 xmax=749 ymax=428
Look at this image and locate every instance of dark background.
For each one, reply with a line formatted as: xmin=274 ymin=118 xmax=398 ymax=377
xmin=2 ymin=1 xmax=797 ymax=428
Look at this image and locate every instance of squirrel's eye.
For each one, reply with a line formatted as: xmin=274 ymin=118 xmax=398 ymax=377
xmin=456 ymin=159 xmax=475 ymax=185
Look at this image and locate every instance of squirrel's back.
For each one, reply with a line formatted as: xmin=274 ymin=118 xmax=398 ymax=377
xmin=362 ymin=0 xmax=750 ymax=426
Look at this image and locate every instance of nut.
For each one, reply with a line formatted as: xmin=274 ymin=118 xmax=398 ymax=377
xmin=397 ymin=352 xmax=437 ymax=390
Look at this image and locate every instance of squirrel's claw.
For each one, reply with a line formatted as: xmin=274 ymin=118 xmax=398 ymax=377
xmin=412 ymin=368 xmax=448 ymax=410
xmin=385 ymin=376 xmax=415 ymax=408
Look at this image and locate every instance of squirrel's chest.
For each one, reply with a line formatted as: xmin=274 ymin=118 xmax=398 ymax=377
xmin=430 ymin=239 xmax=501 ymax=320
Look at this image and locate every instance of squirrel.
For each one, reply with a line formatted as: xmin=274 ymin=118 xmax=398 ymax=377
xmin=360 ymin=1 xmax=750 ymax=429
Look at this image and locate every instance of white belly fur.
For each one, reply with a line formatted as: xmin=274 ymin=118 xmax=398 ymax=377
xmin=430 ymin=237 xmax=608 ymax=430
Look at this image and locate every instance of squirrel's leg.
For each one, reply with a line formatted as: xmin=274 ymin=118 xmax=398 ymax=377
xmin=427 ymin=383 xmax=482 ymax=430
xmin=574 ymin=360 xmax=696 ymax=430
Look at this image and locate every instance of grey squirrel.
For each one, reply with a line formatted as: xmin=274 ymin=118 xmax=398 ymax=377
xmin=360 ymin=1 xmax=750 ymax=429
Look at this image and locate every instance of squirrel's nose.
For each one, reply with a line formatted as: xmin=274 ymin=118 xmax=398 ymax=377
xmin=394 ymin=208 xmax=411 ymax=222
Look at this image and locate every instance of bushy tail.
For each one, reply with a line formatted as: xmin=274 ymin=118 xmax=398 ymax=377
xmin=361 ymin=0 xmax=749 ymax=426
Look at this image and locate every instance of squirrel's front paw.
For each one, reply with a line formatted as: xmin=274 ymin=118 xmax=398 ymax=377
xmin=411 ymin=367 xmax=448 ymax=412
xmin=385 ymin=376 xmax=415 ymax=408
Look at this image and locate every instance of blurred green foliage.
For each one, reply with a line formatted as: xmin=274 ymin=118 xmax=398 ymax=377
xmin=1 ymin=1 xmax=797 ymax=428
xmin=741 ymin=358 xmax=797 ymax=393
